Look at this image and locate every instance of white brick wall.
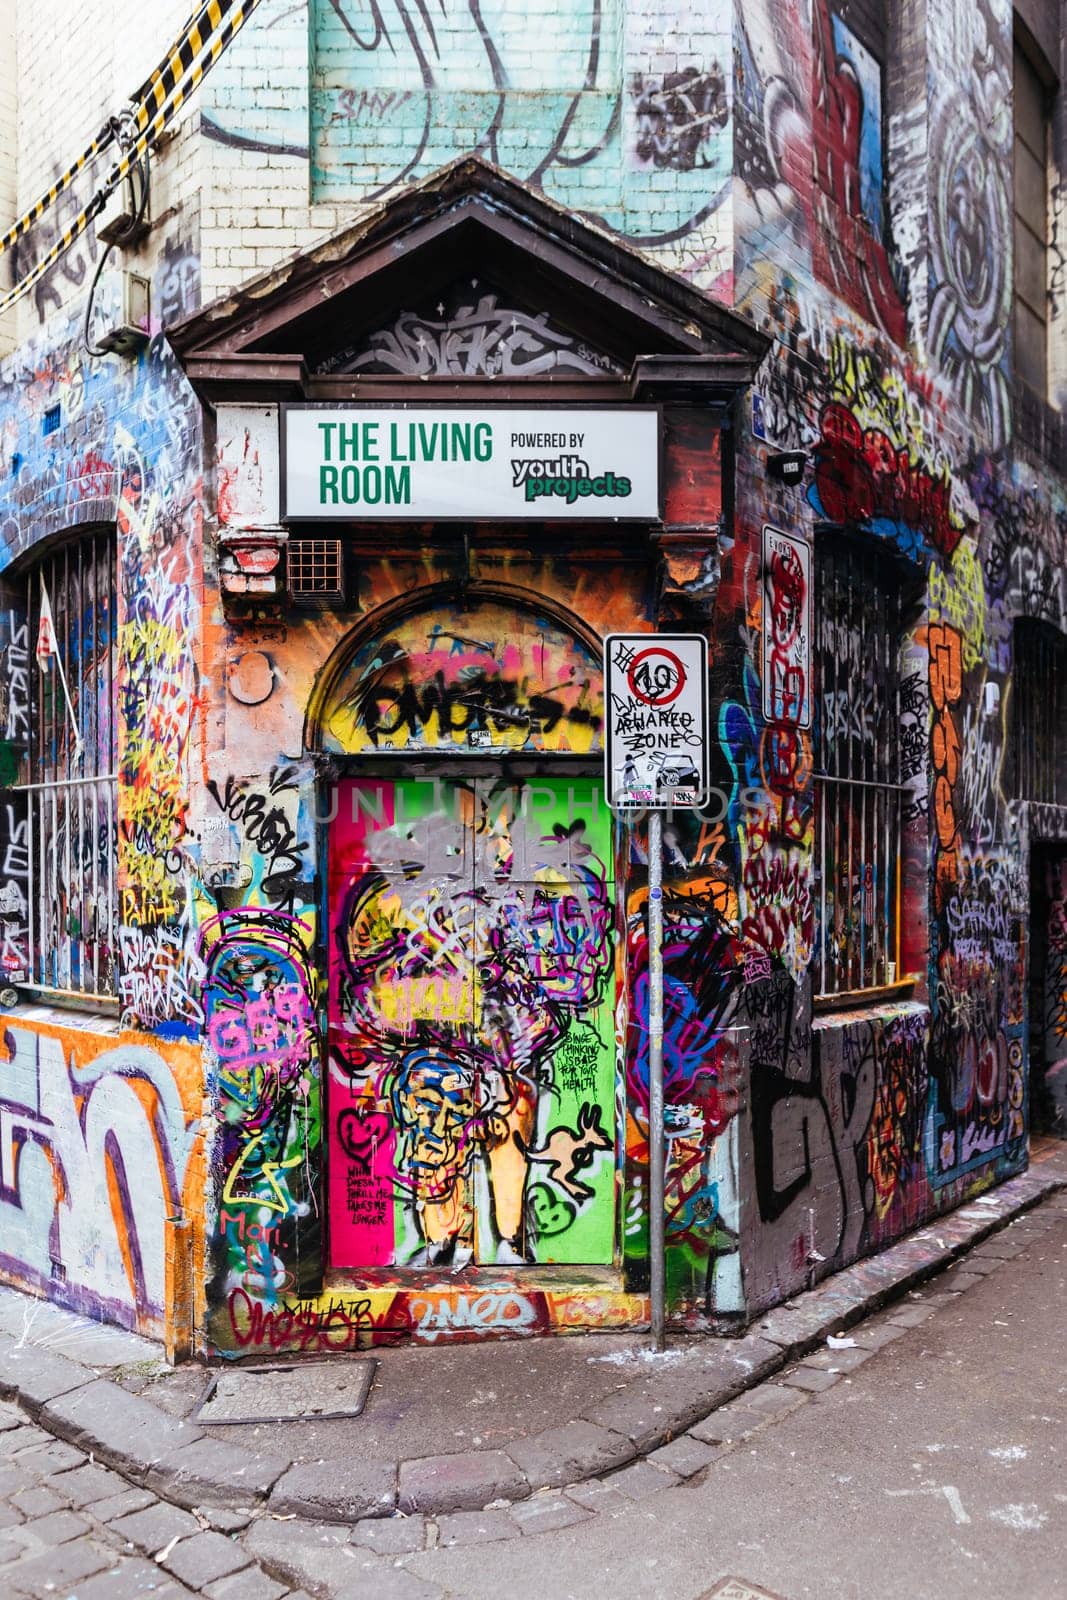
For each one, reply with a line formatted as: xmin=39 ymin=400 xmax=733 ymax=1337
xmin=199 ymin=0 xmax=354 ymax=305
xmin=0 ymin=0 xmax=17 ymax=355
xmin=8 ymin=0 xmax=199 ymax=343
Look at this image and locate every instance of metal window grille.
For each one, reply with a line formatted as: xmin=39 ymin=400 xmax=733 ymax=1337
xmin=287 ymin=539 xmax=344 ymax=605
xmin=13 ymin=532 xmax=118 ymax=999
xmin=814 ymin=537 xmax=903 ymax=996
xmin=1013 ymin=618 xmax=1066 ymax=804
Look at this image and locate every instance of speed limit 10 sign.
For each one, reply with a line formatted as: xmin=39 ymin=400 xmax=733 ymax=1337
xmin=603 ymin=633 xmax=710 ymax=810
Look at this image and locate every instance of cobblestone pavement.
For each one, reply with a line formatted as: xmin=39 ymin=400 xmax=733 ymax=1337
xmin=218 ymin=1187 xmax=1067 ymax=1598
xmin=0 ymin=1404 xmax=302 ymax=1598
xmin=1 ymin=1182 xmax=1066 ymax=1598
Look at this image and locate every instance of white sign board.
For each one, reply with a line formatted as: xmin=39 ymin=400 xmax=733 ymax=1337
xmin=282 ymin=406 xmax=660 ymax=521
xmin=604 ymin=634 xmax=710 ymax=809
xmin=761 ymin=524 xmax=812 ymax=729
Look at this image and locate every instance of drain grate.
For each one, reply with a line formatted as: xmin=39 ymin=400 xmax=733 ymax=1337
xmin=194 ymin=1359 xmax=377 ymax=1425
xmin=697 ymin=1582 xmax=789 ymax=1600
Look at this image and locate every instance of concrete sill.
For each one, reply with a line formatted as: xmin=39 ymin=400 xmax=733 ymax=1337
xmin=812 ymin=977 xmax=920 ymax=1016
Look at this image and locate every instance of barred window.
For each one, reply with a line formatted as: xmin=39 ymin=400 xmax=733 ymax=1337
xmin=12 ymin=532 xmax=118 ymax=998
xmin=1012 ymin=617 xmax=1066 ymax=803
xmin=814 ymin=536 xmax=905 ymax=996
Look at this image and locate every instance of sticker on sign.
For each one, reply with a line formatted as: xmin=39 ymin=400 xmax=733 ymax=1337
xmin=604 ymin=633 xmax=710 ymax=810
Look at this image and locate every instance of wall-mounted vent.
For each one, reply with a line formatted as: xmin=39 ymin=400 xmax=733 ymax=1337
xmin=42 ymin=405 xmax=61 ymax=436
xmin=287 ymin=539 xmax=344 ymax=606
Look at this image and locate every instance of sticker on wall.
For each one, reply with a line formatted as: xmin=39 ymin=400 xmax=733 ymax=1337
xmin=761 ymin=525 xmax=812 ymax=729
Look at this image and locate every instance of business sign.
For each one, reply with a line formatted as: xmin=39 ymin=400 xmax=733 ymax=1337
xmin=281 ymin=406 xmax=660 ymax=521
xmin=604 ymin=634 xmax=710 ymax=809
xmin=761 ymin=524 xmax=812 ymax=729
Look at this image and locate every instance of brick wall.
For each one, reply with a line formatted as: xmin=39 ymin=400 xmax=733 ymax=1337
xmin=7 ymin=0 xmax=199 ymax=342
xmin=197 ymin=0 xmax=735 ymax=299
xmin=0 ymin=0 xmax=16 ymax=355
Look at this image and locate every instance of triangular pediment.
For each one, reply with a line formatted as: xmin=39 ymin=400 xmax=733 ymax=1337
xmin=170 ymin=158 xmax=768 ymax=399
xmin=317 ymin=276 xmax=625 ymax=380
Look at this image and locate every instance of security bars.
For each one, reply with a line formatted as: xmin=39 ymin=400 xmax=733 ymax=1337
xmin=15 ymin=531 xmax=118 ymax=998
xmin=1013 ymin=617 xmax=1065 ymax=804
xmin=814 ymin=536 xmax=903 ymax=996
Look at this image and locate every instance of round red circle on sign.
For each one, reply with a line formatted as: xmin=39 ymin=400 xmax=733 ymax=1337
xmin=626 ymin=646 xmax=686 ymax=707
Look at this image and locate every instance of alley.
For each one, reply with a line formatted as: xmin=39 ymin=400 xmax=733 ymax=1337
xmin=1 ymin=1187 xmax=1065 ymax=1598
xmin=401 ymin=1192 xmax=1067 ymax=1600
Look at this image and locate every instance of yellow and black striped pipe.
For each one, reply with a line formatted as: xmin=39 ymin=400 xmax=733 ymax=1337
xmin=0 ymin=0 xmax=255 ymax=262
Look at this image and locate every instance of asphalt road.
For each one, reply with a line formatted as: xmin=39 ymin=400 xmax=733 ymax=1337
xmin=405 ymin=1198 xmax=1067 ymax=1600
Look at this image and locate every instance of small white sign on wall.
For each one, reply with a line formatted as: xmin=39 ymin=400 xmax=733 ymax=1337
xmin=761 ymin=524 xmax=812 ymax=729
xmin=281 ymin=406 xmax=660 ymax=521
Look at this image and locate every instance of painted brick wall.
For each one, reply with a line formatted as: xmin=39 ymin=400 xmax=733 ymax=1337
xmin=197 ymin=0 xmax=735 ymax=298
xmin=0 ymin=0 xmax=14 ymax=355
xmin=0 ymin=1 xmax=206 ymax=1339
xmin=7 ymin=0 xmax=200 ymax=344
xmin=728 ymin=0 xmax=1067 ymax=1314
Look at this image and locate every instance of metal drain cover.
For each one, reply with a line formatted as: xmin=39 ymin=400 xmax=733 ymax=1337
xmin=698 ymin=1581 xmax=788 ymax=1600
xmin=195 ymin=1359 xmax=377 ymax=1425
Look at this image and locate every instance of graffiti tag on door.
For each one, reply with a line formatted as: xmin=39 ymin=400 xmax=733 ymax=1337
xmin=327 ymin=778 xmax=616 ymax=1268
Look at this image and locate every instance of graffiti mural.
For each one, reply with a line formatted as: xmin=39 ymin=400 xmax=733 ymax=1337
xmin=624 ymin=809 xmax=744 ymax=1312
xmin=809 ymin=336 xmax=969 ymax=564
xmin=317 ymin=600 xmax=604 ymax=756
xmin=200 ymin=0 xmax=735 ymax=282
xmin=1038 ymin=855 xmax=1067 ymax=1134
xmin=810 ymin=1 xmax=905 ymax=342
xmin=327 ymin=777 xmax=616 ymax=1267
xmin=0 ymin=231 xmax=203 ymax=1039
xmin=927 ymin=615 xmax=1025 ymax=1184
xmin=0 ymin=1022 xmax=200 ymax=1333
xmin=202 ymin=909 xmax=322 ymax=1328
xmin=0 ymin=605 xmax=30 ymax=983
xmin=222 ymin=1277 xmax=644 ymax=1353
xmin=927 ymin=3 xmax=1013 ymax=447
xmin=321 ymin=281 xmax=623 ymax=379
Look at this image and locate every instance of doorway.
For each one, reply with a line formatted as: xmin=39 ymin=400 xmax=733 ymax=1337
xmin=326 ymin=774 xmax=618 ymax=1269
xmin=1028 ymin=846 xmax=1067 ymax=1137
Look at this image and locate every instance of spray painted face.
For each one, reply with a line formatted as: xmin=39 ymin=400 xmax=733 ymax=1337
xmin=391 ymin=1053 xmax=477 ymax=1199
xmin=526 ymin=1181 xmax=577 ymax=1238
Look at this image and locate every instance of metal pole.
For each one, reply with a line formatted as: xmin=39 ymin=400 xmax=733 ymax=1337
xmin=648 ymin=807 xmax=666 ymax=1352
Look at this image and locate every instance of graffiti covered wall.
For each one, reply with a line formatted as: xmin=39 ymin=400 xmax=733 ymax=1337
xmin=728 ymin=0 xmax=1063 ymax=1311
xmin=0 ymin=140 xmax=207 ymax=1328
xmin=2 ymin=0 xmax=1064 ymax=1354
xmin=200 ymin=0 xmax=737 ymax=292
xmin=0 ymin=1019 xmax=202 ymax=1336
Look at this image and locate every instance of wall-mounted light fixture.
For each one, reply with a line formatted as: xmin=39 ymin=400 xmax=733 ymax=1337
xmin=766 ymin=450 xmax=808 ymax=486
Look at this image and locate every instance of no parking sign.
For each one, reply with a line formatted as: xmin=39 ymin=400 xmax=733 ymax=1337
xmin=603 ymin=633 xmax=710 ymax=809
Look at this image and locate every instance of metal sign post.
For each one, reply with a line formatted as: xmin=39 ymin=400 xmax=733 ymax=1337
xmin=647 ymin=807 xmax=666 ymax=1351
xmin=603 ymin=634 xmax=710 ymax=1354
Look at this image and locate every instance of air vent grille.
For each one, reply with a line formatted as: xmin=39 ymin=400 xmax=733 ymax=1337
xmin=287 ymin=539 xmax=344 ymax=606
